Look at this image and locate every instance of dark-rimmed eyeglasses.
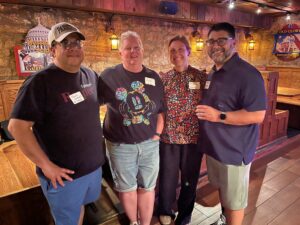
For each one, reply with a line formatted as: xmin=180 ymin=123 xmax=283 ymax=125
xmin=206 ymin=37 xmax=233 ymax=47
xmin=53 ymin=39 xmax=84 ymax=50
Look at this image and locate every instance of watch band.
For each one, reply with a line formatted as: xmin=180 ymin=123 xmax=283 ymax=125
xmin=220 ymin=111 xmax=227 ymax=121
xmin=154 ymin=132 xmax=161 ymax=137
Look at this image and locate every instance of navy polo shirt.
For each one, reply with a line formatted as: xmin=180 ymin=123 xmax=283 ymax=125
xmin=199 ymin=53 xmax=266 ymax=165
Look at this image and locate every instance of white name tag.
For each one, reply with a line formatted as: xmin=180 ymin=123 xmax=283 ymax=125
xmin=69 ymin=91 xmax=84 ymax=104
xmin=205 ymin=81 xmax=211 ymax=89
xmin=189 ymin=82 xmax=200 ymax=90
xmin=145 ymin=77 xmax=155 ymax=86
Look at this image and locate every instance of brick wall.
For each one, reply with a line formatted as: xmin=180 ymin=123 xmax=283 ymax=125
xmin=0 ymin=3 xmax=299 ymax=80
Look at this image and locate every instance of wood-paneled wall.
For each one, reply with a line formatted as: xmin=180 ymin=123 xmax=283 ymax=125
xmin=1 ymin=0 xmax=272 ymax=28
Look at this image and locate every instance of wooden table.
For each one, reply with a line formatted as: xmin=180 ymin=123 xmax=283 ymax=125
xmin=0 ymin=141 xmax=39 ymax=197
xmin=276 ymin=87 xmax=300 ymax=129
xmin=277 ymin=87 xmax=300 ymax=97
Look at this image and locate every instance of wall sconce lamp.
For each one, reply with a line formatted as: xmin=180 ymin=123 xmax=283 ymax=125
xmin=196 ymin=38 xmax=204 ymax=51
xmin=110 ymin=34 xmax=119 ymax=50
xmin=244 ymin=28 xmax=255 ymax=50
xmin=192 ymin=27 xmax=204 ymax=51
xmin=105 ymin=13 xmax=119 ymax=51
xmin=248 ymin=38 xmax=255 ymax=50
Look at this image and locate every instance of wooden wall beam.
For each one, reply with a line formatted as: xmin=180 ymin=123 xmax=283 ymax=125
xmin=0 ymin=0 xmax=272 ymax=28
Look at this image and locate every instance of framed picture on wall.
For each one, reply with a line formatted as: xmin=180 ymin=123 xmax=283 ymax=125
xmin=14 ymin=45 xmax=52 ymax=77
xmin=273 ymin=33 xmax=300 ymax=54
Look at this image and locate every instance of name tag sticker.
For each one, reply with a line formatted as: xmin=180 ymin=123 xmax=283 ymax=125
xmin=205 ymin=81 xmax=211 ymax=89
xmin=145 ymin=77 xmax=155 ymax=86
xmin=69 ymin=91 xmax=84 ymax=104
xmin=189 ymin=82 xmax=200 ymax=90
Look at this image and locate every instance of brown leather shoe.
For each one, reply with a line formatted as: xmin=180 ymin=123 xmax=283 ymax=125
xmin=159 ymin=215 xmax=172 ymax=225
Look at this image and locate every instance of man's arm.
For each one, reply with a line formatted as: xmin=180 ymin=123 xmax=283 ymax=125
xmin=8 ymin=118 xmax=75 ymax=188
xmin=195 ymin=105 xmax=265 ymax=125
xmin=153 ymin=112 xmax=165 ymax=140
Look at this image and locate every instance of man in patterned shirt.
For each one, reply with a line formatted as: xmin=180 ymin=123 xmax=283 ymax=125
xmin=158 ymin=35 xmax=207 ymax=225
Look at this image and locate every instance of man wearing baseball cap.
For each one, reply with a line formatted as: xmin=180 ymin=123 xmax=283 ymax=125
xmin=9 ymin=22 xmax=105 ymax=225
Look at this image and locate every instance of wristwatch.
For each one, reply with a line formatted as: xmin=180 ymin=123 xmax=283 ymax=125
xmin=154 ymin=132 xmax=161 ymax=137
xmin=219 ymin=112 xmax=227 ymax=121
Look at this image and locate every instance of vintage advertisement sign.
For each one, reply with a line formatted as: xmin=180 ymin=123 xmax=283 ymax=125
xmin=273 ymin=23 xmax=300 ymax=61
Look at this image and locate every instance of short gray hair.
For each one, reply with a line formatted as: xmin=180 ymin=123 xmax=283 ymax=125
xmin=119 ymin=31 xmax=143 ymax=50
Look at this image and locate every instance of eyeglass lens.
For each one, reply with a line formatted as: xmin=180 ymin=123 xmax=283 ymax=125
xmin=61 ymin=40 xmax=83 ymax=49
xmin=206 ymin=37 xmax=232 ymax=46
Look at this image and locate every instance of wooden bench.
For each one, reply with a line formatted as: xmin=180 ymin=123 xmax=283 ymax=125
xmin=265 ymin=66 xmax=300 ymax=129
xmin=259 ymin=71 xmax=289 ymax=147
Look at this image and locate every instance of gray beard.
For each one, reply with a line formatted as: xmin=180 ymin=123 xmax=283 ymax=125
xmin=211 ymin=49 xmax=232 ymax=65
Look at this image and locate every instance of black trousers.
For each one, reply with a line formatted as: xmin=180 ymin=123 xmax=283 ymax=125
xmin=158 ymin=142 xmax=203 ymax=225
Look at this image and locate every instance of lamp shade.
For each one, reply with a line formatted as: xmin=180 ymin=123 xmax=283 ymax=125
xmin=110 ymin=34 xmax=119 ymax=50
xmin=196 ymin=38 xmax=204 ymax=51
xmin=248 ymin=39 xmax=255 ymax=50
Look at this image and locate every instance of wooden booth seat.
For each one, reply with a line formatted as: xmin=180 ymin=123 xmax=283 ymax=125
xmin=258 ymin=71 xmax=289 ymax=147
xmin=265 ymin=66 xmax=300 ymax=129
xmin=0 ymin=80 xmax=24 ymax=121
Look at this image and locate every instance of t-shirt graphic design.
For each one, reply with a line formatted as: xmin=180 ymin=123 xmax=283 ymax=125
xmin=115 ymin=81 xmax=156 ymax=126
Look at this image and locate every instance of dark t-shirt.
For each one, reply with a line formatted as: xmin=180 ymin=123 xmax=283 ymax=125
xmin=98 ymin=64 xmax=166 ymax=144
xmin=11 ymin=64 xmax=105 ymax=179
xmin=199 ymin=53 xmax=267 ymax=165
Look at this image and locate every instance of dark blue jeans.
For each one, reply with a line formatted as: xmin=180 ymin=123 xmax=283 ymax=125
xmin=158 ymin=142 xmax=203 ymax=225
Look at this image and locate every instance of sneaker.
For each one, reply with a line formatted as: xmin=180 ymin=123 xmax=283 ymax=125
xmin=210 ymin=214 xmax=226 ymax=225
xmin=159 ymin=215 xmax=172 ymax=225
xmin=129 ymin=221 xmax=139 ymax=225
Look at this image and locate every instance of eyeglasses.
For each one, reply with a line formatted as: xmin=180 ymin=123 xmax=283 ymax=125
xmin=123 ymin=46 xmax=142 ymax=52
xmin=206 ymin=37 xmax=233 ymax=46
xmin=169 ymin=48 xmax=187 ymax=55
xmin=57 ymin=39 xmax=84 ymax=50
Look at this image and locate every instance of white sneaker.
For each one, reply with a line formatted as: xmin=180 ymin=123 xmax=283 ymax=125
xmin=129 ymin=221 xmax=139 ymax=225
xmin=210 ymin=214 xmax=226 ymax=225
xmin=159 ymin=215 xmax=172 ymax=225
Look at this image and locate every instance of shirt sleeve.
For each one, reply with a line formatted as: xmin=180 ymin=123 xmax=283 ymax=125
xmin=10 ymin=75 xmax=46 ymax=123
xmin=157 ymin=76 xmax=168 ymax=113
xmin=241 ymin=69 xmax=267 ymax=112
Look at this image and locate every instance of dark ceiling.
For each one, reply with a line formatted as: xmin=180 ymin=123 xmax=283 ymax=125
xmin=190 ymin=0 xmax=300 ymax=16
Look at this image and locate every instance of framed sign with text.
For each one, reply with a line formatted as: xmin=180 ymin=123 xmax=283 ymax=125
xmin=273 ymin=24 xmax=300 ymax=61
xmin=14 ymin=45 xmax=52 ymax=77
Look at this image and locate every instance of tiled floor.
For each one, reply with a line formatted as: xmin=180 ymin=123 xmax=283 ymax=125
xmin=150 ymin=135 xmax=300 ymax=225
xmin=99 ymin=134 xmax=300 ymax=225
xmin=194 ymin=136 xmax=300 ymax=225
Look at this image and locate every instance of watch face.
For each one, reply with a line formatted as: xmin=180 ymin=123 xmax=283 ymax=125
xmin=220 ymin=112 xmax=226 ymax=120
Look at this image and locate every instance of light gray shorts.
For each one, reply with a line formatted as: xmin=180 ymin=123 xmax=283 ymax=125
xmin=206 ymin=155 xmax=251 ymax=210
xmin=106 ymin=139 xmax=159 ymax=192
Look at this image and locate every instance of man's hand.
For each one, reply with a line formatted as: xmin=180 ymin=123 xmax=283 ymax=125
xmin=195 ymin=105 xmax=220 ymax=122
xmin=152 ymin=135 xmax=160 ymax=141
xmin=42 ymin=162 xmax=75 ymax=189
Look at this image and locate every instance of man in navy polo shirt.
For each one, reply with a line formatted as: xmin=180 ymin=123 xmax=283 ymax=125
xmin=196 ymin=22 xmax=266 ymax=225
